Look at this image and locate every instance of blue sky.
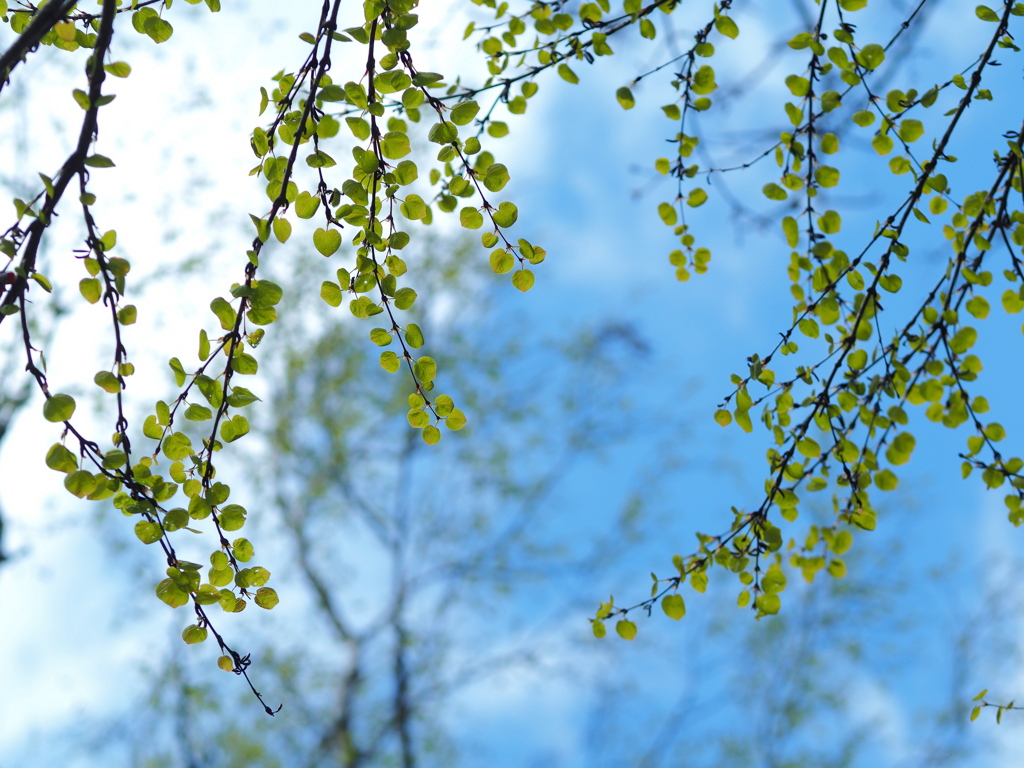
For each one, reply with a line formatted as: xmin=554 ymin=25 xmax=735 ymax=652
xmin=2 ymin=1 xmax=1024 ymax=765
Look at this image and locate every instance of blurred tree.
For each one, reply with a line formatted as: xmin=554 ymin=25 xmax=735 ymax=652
xmin=104 ymin=240 xmax=660 ymax=767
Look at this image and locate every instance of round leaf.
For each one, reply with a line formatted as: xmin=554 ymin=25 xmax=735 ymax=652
xmin=43 ymin=393 xmax=76 ymax=423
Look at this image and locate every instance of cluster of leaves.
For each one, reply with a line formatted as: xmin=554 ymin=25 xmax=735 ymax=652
xmin=5 ymin=0 xmax=1024 ymax=720
xmin=972 ymin=689 xmax=1024 ymax=724
xmin=578 ymin=0 xmax=1024 ymax=652
xmin=0 ymin=0 xmax=548 ymax=711
xmin=0 ymin=0 xmax=276 ymax=713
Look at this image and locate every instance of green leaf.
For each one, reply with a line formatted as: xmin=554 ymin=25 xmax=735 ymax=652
xmin=483 ymin=121 xmax=507 ymax=138
xmin=370 ymin=328 xmax=393 ymax=346
xmin=163 ymin=432 xmax=194 ymax=461
xmin=446 ymin=408 xmax=467 ymax=430
xmin=734 ymin=409 xmax=753 ymax=433
xmin=144 ymin=16 xmax=174 ymax=43
xmin=492 ymin=202 xmax=518 ymax=228
xmin=182 ymin=624 xmax=208 ymax=644
xmin=250 ymin=280 xmax=282 ymax=309
xmin=966 ymin=296 xmax=990 ymax=319
xmin=185 ymin=403 xmax=213 ymax=421
xmin=142 ymin=415 xmax=163 ymax=440
xmin=797 ymin=438 xmax=821 ymax=458
xmin=755 ymin=593 xmax=781 ymax=615
xmin=305 ymin=150 xmax=336 ymax=169
xmin=661 ymin=594 xmax=686 ymax=620
xmin=79 ymin=277 xmax=102 ymax=304
xmin=117 ymin=304 xmax=138 ymax=325
xmin=272 ymin=217 xmax=292 ymax=243
xmin=350 ymin=292 xmax=378 ymax=317
xmin=512 ymin=269 xmax=535 ymax=292
xmin=210 ymin=297 xmax=236 ymax=330
xmin=985 ymin=422 xmax=1006 ymax=442
xmin=156 ymin=578 xmax=189 ymax=608
xmin=219 ymin=504 xmax=247 ymax=530
xmin=615 ymin=619 xmax=637 ymax=640
xmin=232 ymin=352 xmax=258 ymax=375
xmin=249 ymin=214 xmax=270 ymax=243
xmin=615 ymin=87 xmax=635 ymax=110
xmin=785 ymin=75 xmax=809 ymax=97
xmin=381 ymin=131 xmax=411 ymax=159
xmin=393 ymin=160 xmax=418 ymax=185
xmin=313 ymin=228 xmax=342 ymax=256
xmin=855 ymin=44 xmax=885 ymax=70
xmin=226 ymin=387 xmax=260 ymax=409
xmin=781 ymin=216 xmax=800 ymax=247
xmin=422 ymin=425 xmax=441 ymax=445
xmin=852 ymin=110 xmax=875 ymax=127
xmin=255 ymin=587 xmax=280 ymax=609
xmin=195 ymin=375 xmax=223 ymax=409
xmin=195 ymin=584 xmax=222 ymax=605
xmin=814 ymin=166 xmax=840 ymax=188
xmin=827 ymin=559 xmax=847 ymax=578
xmin=135 ymin=520 xmax=163 ymax=544
xmin=46 ymin=443 xmax=78 ymax=473
xmin=1002 ymin=289 xmax=1024 ymax=314
xmin=692 ymin=65 xmax=716 ymax=95
xmin=976 ymin=5 xmax=1000 ymax=22
xmin=84 ymin=154 xmax=115 ymax=168
xmin=875 ymin=468 xmax=899 ymax=491
xmin=879 ymin=274 xmax=902 ymax=293
xmin=414 ymin=356 xmax=437 ymax=382
xmin=104 ymin=452 xmax=128 ymax=473
xmin=400 ymin=194 xmax=427 ymax=220
xmin=63 ymin=470 xmax=96 ymax=498
xmin=832 ymin=530 xmax=853 ymax=555
xmin=714 ymin=14 xmax=739 ymax=38
xmin=220 ymin=415 xmax=250 ymax=443
xmin=687 ymin=188 xmax=708 ymax=207
xmin=412 ymin=71 xmax=443 ymax=86
xmin=557 ymin=64 xmax=579 ymax=84
xmin=250 ymin=127 xmax=269 ymax=157
xmin=94 ymin=371 xmax=121 ymax=393
xmin=295 ymin=191 xmax=320 ymax=219
xmin=820 ymin=133 xmax=839 ymax=154
xmin=232 ymin=538 xmax=255 ymax=562
xmin=427 ymin=121 xmax=458 ymax=144
xmin=483 ymin=164 xmax=510 ymax=192
xmin=404 ymin=323 xmax=424 ymax=348
xmin=168 ymin=357 xmax=186 ymax=387
xmin=345 ymin=116 xmax=371 ymax=139
xmin=26 ymin=272 xmax=50 ymax=295
xmin=321 ymin=281 xmax=343 ymax=307
xmin=460 ymin=207 xmax=484 ymax=229
xmin=43 ymin=394 xmax=76 ymax=423
xmin=433 ymin=394 xmax=454 ymax=417
xmin=104 ymin=61 xmax=132 ymax=78
xmin=450 ymin=100 xmax=480 ymax=125
xmin=394 ymin=287 xmax=417 ymax=310
xmin=898 ymin=119 xmax=925 ymax=143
